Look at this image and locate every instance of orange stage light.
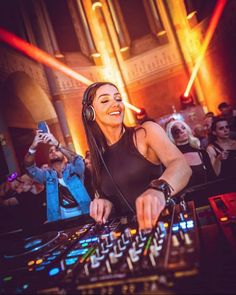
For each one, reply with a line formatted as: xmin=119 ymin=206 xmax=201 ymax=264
xmin=184 ymin=0 xmax=227 ymax=97
xmin=0 ymin=27 xmax=140 ymax=114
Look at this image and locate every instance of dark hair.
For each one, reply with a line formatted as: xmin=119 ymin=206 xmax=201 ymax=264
xmin=82 ymin=82 xmax=123 ymax=195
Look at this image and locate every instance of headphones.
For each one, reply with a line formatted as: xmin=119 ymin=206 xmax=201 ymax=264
xmin=82 ymin=83 xmax=99 ymax=122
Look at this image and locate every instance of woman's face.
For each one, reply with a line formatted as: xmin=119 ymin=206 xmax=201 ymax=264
xmin=92 ymin=84 xmax=125 ymax=128
xmin=171 ymin=122 xmax=189 ymax=145
xmin=214 ymin=120 xmax=230 ymax=139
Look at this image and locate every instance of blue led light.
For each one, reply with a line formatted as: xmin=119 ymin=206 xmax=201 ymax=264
xmin=91 ymin=237 xmax=98 ymax=242
xmin=23 ymin=284 xmax=29 ymax=289
xmin=47 ymin=255 xmax=57 ymax=261
xmin=35 ymin=266 xmax=45 ymax=271
xmin=52 ymin=250 xmax=61 ymax=256
xmin=187 ymin=223 xmax=194 ymax=229
xmin=49 ymin=267 xmax=60 ymax=276
xmin=65 ymin=257 xmax=78 ymax=265
xmin=172 ymin=225 xmax=179 ymax=232
xmin=67 ymin=248 xmax=88 ymax=257
xmin=24 ymin=239 xmax=42 ymax=250
xmin=179 ymin=222 xmax=187 ymax=229
xmin=41 ymin=261 xmax=51 ymax=265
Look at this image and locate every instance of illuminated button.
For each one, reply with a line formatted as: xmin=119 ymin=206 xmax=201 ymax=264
xmin=41 ymin=261 xmax=51 ymax=266
xmin=114 ymin=232 xmax=121 ymax=238
xmin=47 ymin=255 xmax=57 ymax=261
xmin=67 ymin=249 xmax=88 ymax=257
xmin=130 ymin=229 xmax=137 ymax=235
xmin=65 ymin=257 xmax=78 ymax=265
xmin=35 ymin=266 xmax=45 ymax=271
xmin=52 ymin=250 xmax=61 ymax=256
xmin=49 ymin=267 xmax=60 ymax=276
xmin=36 ymin=259 xmax=43 ymax=265
xmin=164 ymin=223 xmax=169 ymax=228
xmin=27 ymin=260 xmax=35 ymax=266
xmin=3 ymin=276 xmax=12 ymax=282
xmin=81 ymin=243 xmax=88 ymax=247
xmin=172 ymin=224 xmax=179 ymax=232
xmin=220 ymin=216 xmax=228 ymax=222
xmin=23 ymin=284 xmax=29 ymax=290
xmin=180 ymin=222 xmax=187 ymax=229
xmin=184 ymin=213 xmax=188 ymax=219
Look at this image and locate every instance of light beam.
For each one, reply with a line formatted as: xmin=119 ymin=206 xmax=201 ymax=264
xmin=184 ymin=0 xmax=227 ymax=97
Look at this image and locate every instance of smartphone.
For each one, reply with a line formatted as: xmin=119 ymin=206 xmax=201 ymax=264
xmin=37 ymin=121 xmax=50 ymax=133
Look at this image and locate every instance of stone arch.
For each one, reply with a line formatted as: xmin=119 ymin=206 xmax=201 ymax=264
xmin=1 ymin=71 xmax=57 ymax=128
xmin=0 ymin=71 xmax=58 ymax=171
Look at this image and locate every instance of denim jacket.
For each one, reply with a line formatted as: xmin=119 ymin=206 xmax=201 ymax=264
xmin=26 ymin=156 xmax=91 ymax=221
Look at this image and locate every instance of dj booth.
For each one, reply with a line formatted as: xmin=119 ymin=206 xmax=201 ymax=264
xmin=0 ymin=178 xmax=236 ymax=294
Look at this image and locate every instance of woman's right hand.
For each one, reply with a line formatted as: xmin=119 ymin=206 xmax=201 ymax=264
xmin=217 ymin=150 xmax=229 ymax=160
xmin=90 ymin=198 xmax=113 ymax=224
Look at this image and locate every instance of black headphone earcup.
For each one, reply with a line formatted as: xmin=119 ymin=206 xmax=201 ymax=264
xmin=84 ymin=105 xmax=95 ymax=121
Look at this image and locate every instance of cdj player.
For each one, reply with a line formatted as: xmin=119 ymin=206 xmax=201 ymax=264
xmin=0 ymin=201 xmax=200 ymax=294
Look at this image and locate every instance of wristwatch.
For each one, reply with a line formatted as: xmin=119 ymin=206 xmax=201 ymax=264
xmin=148 ymin=179 xmax=174 ymax=206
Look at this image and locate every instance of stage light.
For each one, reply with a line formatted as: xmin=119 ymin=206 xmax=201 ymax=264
xmin=184 ymin=0 xmax=227 ymax=97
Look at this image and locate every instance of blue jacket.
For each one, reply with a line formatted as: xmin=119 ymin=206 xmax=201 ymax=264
xmin=26 ymin=156 xmax=91 ymax=221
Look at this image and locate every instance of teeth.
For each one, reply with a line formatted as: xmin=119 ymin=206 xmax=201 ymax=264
xmin=109 ymin=111 xmax=120 ymax=115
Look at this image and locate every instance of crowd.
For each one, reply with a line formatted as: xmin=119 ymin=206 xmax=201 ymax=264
xmin=1 ymin=81 xmax=236 ymax=232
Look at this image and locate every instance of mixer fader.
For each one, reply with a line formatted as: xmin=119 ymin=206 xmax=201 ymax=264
xmin=0 ymin=201 xmax=199 ymax=294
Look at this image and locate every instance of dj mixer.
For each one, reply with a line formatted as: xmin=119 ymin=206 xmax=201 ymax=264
xmin=0 ymin=201 xmax=200 ymax=294
xmin=209 ymin=192 xmax=236 ymax=253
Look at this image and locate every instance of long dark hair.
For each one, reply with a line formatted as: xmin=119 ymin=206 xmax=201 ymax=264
xmin=82 ymin=82 xmax=120 ymax=196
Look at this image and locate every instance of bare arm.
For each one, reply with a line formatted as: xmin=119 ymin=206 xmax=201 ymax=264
xmin=24 ymin=130 xmax=45 ymax=167
xmin=136 ymin=121 xmax=192 ymax=229
xmin=143 ymin=121 xmax=191 ymax=194
xmin=206 ymin=145 xmax=222 ymax=176
xmin=42 ymin=133 xmax=77 ymax=163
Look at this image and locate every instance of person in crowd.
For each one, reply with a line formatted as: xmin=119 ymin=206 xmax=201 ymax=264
xmin=0 ymin=173 xmax=45 ymax=230
xmin=24 ymin=130 xmax=91 ymax=222
xmin=206 ymin=117 xmax=236 ymax=178
xmin=193 ymin=124 xmax=208 ymax=149
xmin=166 ymin=120 xmax=216 ymax=187
xmin=218 ymin=102 xmax=236 ymax=135
xmin=84 ymin=150 xmax=94 ymax=197
xmin=81 ymin=82 xmax=191 ymax=230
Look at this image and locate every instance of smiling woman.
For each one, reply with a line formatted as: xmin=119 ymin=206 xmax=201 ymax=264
xmin=81 ymin=82 xmax=192 ymax=230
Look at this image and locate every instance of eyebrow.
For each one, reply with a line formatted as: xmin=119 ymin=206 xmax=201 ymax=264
xmin=97 ymin=92 xmax=120 ymax=99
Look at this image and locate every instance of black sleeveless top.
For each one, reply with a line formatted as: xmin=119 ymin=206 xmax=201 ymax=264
xmin=100 ymin=127 xmax=163 ymax=215
xmin=177 ymin=143 xmax=216 ymax=187
xmin=211 ymin=142 xmax=236 ymax=178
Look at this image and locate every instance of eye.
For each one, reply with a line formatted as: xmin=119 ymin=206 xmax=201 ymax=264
xmin=115 ymin=95 xmax=122 ymax=101
xmin=101 ymin=99 xmax=109 ymax=104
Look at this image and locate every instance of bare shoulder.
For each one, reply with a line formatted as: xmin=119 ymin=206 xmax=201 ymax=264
xmin=137 ymin=121 xmax=165 ymax=136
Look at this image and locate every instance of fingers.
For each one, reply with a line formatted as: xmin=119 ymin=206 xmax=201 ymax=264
xmin=90 ymin=199 xmax=110 ymax=224
xmin=136 ymin=197 xmax=144 ymax=229
xmin=136 ymin=191 xmax=165 ymax=230
xmin=103 ymin=201 xmax=112 ymax=223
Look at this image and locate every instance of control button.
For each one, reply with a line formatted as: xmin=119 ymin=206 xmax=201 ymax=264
xmin=90 ymin=255 xmax=100 ymax=268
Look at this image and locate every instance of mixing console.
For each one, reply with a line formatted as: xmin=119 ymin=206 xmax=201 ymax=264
xmin=0 ymin=201 xmax=199 ymax=294
xmin=209 ymin=192 xmax=236 ymax=253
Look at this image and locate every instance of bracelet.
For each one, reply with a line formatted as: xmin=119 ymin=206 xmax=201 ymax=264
xmin=148 ymin=179 xmax=174 ymax=206
xmin=56 ymin=142 xmax=61 ymax=149
xmin=28 ymin=147 xmax=36 ymax=155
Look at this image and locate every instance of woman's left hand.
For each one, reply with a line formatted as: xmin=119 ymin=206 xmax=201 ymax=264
xmin=135 ymin=189 xmax=166 ymax=230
